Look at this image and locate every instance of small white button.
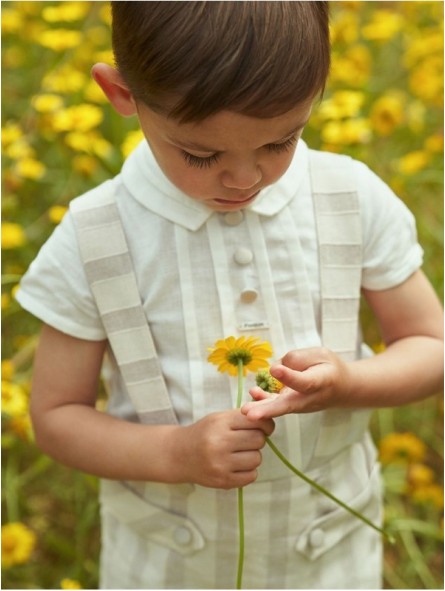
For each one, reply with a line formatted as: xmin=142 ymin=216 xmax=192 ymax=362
xmin=308 ymin=528 xmax=325 ymax=548
xmin=174 ymin=525 xmax=193 ymax=546
xmin=224 ymin=211 xmax=244 ymax=226
xmin=240 ymin=289 xmax=258 ymax=303
xmin=234 ymin=247 xmax=253 ymax=265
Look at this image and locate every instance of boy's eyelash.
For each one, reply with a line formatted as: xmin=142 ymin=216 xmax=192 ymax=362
xmin=266 ymin=136 xmax=297 ymax=154
xmin=181 ymin=151 xmax=221 ymax=169
xmin=181 ymin=135 xmax=298 ymax=169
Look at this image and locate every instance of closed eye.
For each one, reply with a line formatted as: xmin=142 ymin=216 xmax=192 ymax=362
xmin=266 ymin=135 xmax=298 ymax=154
xmin=181 ymin=151 xmax=221 ymax=169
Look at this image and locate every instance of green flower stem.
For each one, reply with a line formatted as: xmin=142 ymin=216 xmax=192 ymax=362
xmin=236 ymin=359 xmax=245 ymax=589
xmin=266 ymin=437 xmax=395 ymax=544
xmin=236 ymin=487 xmax=245 ymax=589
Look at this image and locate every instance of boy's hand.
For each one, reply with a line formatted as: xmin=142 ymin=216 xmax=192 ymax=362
xmin=174 ymin=409 xmax=275 ymax=489
xmin=241 ymin=347 xmax=353 ymax=420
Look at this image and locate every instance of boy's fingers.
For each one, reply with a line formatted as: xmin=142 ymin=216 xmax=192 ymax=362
xmin=270 ymin=363 xmax=322 ymax=394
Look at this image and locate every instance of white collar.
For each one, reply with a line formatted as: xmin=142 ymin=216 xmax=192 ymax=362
xmin=121 ymin=139 xmax=309 ymax=231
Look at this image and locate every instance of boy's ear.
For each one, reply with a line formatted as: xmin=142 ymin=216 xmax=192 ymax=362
xmin=91 ymin=63 xmax=137 ymax=117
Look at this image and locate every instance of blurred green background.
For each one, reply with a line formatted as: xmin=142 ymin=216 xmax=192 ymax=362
xmin=2 ymin=1 xmax=443 ymax=589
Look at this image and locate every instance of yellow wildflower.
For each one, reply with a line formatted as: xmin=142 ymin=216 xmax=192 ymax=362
xmin=15 ymin=158 xmax=46 ymax=180
xmin=73 ymin=155 xmax=98 ymax=177
xmin=9 ymin=414 xmax=33 ymax=441
xmin=61 ymin=579 xmax=83 ymax=590
xmin=330 ymin=45 xmax=371 ymax=87
xmin=411 ymin=484 xmax=444 ymax=510
xmin=2 ymin=380 xmax=28 ymax=417
xmin=1 ymin=8 xmax=24 ymax=35
xmin=4 ymin=138 xmax=34 ymax=161
xmin=38 ymin=29 xmax=82 ymax=52
xmin=1 ymin=523 xmax=36 ymax=569
xmin=409 ymin=56 xmax=443 ymax=104
xmin=424 ymin=134 xmax=444 ymax=154
xmin=1 ymin=123 xmax=23 ymax=148
xmin=407 ymin=463 xmax=435 ymax=489
xmin=32 ymin=94 xmax=64 ymax=113
xmin=396 ymin=151 xmax=430 ymax=175
xmin=1 ymin=223 xmax=27 ymax=250
xmin=1 ymin=360 xmax=15 ymax=381
xmin=43 ymin=65 xmax=87 ymax=94
xmin=361 ymin=10 xmax=404 ymax=42
xmin=48 ymin=205 xmax=68 ymax=225
xmin=121 ymin=130 xmax=145 ymax=159
xmin=65 ymin=131 xmax=113 ymax=159
xmin=255 ymin=369 xmax=283 ymax=393
xmin=370 ymin=94 xmax=405 ymax=136
xmin=52 ymin=104 xmax=103 ymax=133
xmin=208 ymin=336 xmax=273 ymax=377
xmin=379 ymin=432 xmax=426 ymax=465
xmin=42 ymin=2 xmax=90 ymax=22
xmin=321 ymin=118 xmax=372 ymax=146
xmin=318 ymin=90 xmax=365 ymax=120
xmin=330 ymin=11 xmax=359 ymax=45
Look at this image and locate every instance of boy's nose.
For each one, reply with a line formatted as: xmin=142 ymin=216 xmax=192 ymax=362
xmin=221 ymin=161 xmax=262 ymax=190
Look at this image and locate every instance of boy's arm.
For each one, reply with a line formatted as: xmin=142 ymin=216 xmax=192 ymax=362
xmin=31 ymin=324 xmax=274 ymax=488
xmin=242 ymin=270 xmax=443 ymax=418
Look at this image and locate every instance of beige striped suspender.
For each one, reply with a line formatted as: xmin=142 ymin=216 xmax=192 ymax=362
xmin=70 ymin=152 xmax=362 ymax=425
xmin=70 ymin=182 xmax=178 ymax=426
xmin=310 ymin=150 xmax=362 ymax=363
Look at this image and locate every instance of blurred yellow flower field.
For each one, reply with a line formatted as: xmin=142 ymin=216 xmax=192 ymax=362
xmin=2 ymin=2 xmax=443 ymax=589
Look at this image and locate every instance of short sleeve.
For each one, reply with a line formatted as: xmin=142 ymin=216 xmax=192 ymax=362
xmin=15 ymin=210 xmax=107 ymax=341
xmin=355 ymin=161 xmax=424 ymax=290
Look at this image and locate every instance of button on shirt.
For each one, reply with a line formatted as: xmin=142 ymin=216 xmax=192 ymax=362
xmin=16 ymin=140 xmax=423 ymax=436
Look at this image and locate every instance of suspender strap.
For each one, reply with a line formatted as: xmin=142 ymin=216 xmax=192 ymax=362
xmin=70 ymin=183 xmax=178 ymax=425
xmin=309 ymin=150 xmax=362 ymax=362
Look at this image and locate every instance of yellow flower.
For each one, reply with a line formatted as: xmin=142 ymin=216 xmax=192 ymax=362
xmin=1 ymin=123 xmax=23 ymax=148
xmin=1 ymin=523 xmax=36 ymax=568
xmin=38 ymin=29 xmax=82 ymax=52
xmin=407 ymin=463 xmax=435 ymax=489
xmin=318 ymin=90 xmax=365 ymax=120
xmin=1 ymin=360 xmax=15 ymax=381
xmin=396 ymin=151 xmax=430 ymax=175
xmin=60 ymin=579 xmax=83 ymax=590
xmin=424 ymin=134 xmax=444 ymax=154
xmin=43 ymin=65 xmax=87 ymax=94
xmin=208 ymin=336 xmax=273 ymax=377
xmin=72 ymin=155 xmax=98 ymax=177
xmin=8 ymin=414 xmax=33 ymax=441
xmin=15 ymin=158 xmax=46 ymax=180
xmin=48 ymin=205 xmax=68 ymax=224
xmin=370 ymin=94 xmax=405 ymax=136
xmin=321 ymin=118 xmax=372 ymax=146
xmin=42 ymin=2 xmax=90 ymax=22
xmin=121 ymin=130 xmax=145 ymax=159
xmin=52 ymin=104 xmax=103 ymax=133
xmin=411 ymin=484 xmax=444 ymax=510
xmin=1 ymin=223 xmax=27 ymax=250
xmin=330 ymin=45 xmax=371 ymax=87
xmin=379 ymin=432 xmax=426 ymax=465
xmin=2 ymin=380 xmax=28 ymax=417
xmin=361 ymin=10 xmax=404 ymax=42
xmin=255 ymin=369 xmax=283 ymax=393
xmin=32 ymin=93 xmax=64 ymax=113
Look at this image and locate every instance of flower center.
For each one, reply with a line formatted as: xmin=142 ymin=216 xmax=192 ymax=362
xmin=226 ymin=348 xmax=253 ymax=367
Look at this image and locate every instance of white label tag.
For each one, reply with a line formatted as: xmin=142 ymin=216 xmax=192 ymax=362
xmin=237 ymin=321 xmax=270 ymax=331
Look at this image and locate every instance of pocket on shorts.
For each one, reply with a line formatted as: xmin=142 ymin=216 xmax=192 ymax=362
xmin=100 ymin=479 xmax=206 ymax=556
xmin=295 ymin=461 xmax=382 ymax=561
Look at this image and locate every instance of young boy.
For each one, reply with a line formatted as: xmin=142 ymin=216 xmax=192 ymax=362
xmin=16 ymin=2 xmax=443 ymax=589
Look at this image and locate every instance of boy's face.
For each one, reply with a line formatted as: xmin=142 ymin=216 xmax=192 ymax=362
xmin=135 ymin=100 xmax=312 ymax=212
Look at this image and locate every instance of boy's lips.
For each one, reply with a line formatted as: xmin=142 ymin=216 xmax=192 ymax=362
xmin=214 ymin=191 xmax=260 ymax=206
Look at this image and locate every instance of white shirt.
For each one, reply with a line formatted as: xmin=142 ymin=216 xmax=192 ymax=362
xmin=17 ymin=139 xmax=423 ymax=428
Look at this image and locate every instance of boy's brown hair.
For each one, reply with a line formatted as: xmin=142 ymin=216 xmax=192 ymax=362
xmin=111 ymin=1 xmax=330 ymax=122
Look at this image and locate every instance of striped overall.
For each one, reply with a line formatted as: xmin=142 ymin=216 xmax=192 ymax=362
xmin=71 ymin=149 xmax=382 ymax=589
